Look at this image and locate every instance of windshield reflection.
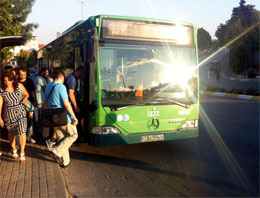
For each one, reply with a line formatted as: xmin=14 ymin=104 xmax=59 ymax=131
xmin=100 ymin=42 xmax=198 ymax=109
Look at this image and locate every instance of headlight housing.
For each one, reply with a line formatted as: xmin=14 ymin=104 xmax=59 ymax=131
xmin=92 ymin=126 xmax=121 ymax=135
xmin=182 ymin=120 xmax=198 ymax=129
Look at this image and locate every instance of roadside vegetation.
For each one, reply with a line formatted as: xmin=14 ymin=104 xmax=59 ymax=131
xmin=206 ymin=84 xmax=260 ymax=96
xmin=198 ymin=0 xmax=259 ymax=78
xmin=215 ymin=0 xmax=259 ymax=76
xmin=0 ymin=0 xmax=38 ymax=66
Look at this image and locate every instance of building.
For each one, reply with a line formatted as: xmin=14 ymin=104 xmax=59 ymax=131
xmin=11 ymin=36 xmax=39 ymax=56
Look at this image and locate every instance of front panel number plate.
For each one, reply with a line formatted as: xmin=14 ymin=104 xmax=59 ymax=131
xmin=141 ymin=134 xmax=165 ymax=142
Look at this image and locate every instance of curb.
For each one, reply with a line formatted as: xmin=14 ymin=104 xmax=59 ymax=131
xmin=228 ymin=77 xmax=260 ymax=82
xmin=200 ymin=90 xmax=260 ymax=100
xmin=221 ymin=72 xmax=260 ymax=82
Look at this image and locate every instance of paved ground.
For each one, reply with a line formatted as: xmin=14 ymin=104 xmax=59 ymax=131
xmin=0 ymin=138 xmax=67 ymax=198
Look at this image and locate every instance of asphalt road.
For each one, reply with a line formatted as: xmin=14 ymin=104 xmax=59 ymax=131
xmin=62 ymin=95 xmax=259 ymax=197
xmin=199 ymin=51 xmax=259 ymax=91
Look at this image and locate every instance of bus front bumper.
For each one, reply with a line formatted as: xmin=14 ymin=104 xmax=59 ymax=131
xmin=88 ymin=128 xmax=198 ymax=146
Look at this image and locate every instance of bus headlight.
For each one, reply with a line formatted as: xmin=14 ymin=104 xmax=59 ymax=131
xmin=92 ymin=126 xmax=121 ymax=134
xmin=182 ymin=120 xmax=198 ymax=129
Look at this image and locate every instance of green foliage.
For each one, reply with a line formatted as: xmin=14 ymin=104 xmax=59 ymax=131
xmin=211 ymin=39 xmax=220 ymax=50
xmin=206 ymin=84 xmax=227 ymax=92
xmin=27 ymin=49 xmax=37 ymax=68
xmin=197 ymin=27 xmax=212 ymax=50
xmin=0 ymin=0 xmax=38 ymax=60
xmin=206 ymin=84 xmax=259 ymax=96
xmin=215 ymin=0 xmax=260 ymax=75
xmin=0 ymin=48 xmax=12 ymax=63
xmin=15 ymin=50 xmax=29 ymax=67
xmin=41 ymin=29 xmax=84 ymax=70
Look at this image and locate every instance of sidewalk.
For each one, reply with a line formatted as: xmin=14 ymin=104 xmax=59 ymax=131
xmin=0 ymin=139 xmax=67 ymax=198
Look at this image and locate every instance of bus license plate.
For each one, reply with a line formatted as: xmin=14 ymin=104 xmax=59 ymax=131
xmin=141 ymin=134 xmax=165 ymax=142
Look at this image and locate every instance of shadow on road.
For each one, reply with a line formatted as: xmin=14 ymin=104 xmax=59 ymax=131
xmin=68 ymin=147 xmax=243 ymax=193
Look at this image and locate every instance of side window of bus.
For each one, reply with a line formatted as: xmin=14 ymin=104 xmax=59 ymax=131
xmin=100 ymin=49 xmax=114 ymax=93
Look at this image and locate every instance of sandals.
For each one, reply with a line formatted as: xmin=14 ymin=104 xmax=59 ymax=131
xmin=11 ymin=150 xmax=26 ymax=162
xmin=12 ymin=150 xmax=19 ymax=159
xmin=20 ymin=153 xmax=26 ymax=163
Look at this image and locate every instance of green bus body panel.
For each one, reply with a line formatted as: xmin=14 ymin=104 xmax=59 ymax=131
xmin=90 ymin=104 xmax=199 ymax=134
xmin=88 ymin=128 xmax=198 ymax=146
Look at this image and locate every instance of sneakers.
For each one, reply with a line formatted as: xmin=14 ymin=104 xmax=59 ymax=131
xmin=27 ymin=138 xmax=36 ymax=144
xmin=46 ymin=139 xmax=56 ymax=151
xmin=60 ymin=163 xmax=70 ymax=169
xmin=50 ymin=152 xmax=63 ymax=166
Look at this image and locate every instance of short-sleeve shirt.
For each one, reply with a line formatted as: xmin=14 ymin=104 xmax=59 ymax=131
xmin=34 ymin=76 xmax=47 ymax=105
xmin=65 ymin=73 xmax=77 ymax=91
xmin=45 ymin=81 xmax=72 ymax=122
xmin=64 ymin=73 xmax=80 ymax=101
xmin=20 ymin=78 xmax=35 ymax=104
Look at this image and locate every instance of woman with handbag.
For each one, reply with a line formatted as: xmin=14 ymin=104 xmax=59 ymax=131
xmin=0 ymin=71 xmax=29 ymax=162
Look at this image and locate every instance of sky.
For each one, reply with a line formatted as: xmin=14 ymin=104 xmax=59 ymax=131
xmin=27 ymin=0 xmax=260 ymax=44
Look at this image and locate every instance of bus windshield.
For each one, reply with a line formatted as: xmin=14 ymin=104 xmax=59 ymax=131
xmin=100 ymin=41 xmax=198 ymax=110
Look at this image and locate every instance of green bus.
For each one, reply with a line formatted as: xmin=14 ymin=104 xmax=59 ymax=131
xmin=38 ymin=15 xmax=199 ymax=146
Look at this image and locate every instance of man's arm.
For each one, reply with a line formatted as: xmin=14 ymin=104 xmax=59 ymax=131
xmin=68 ymin=89 xmax=81 ymax=113
xmin=63 ymin=99 xmax=78 ymax=126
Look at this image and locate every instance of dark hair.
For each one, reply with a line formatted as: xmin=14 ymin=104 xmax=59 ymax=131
xmin=3 ymin=65 xmax=13 ymax=71
xmin=1 ymin=66 xmax=17 ymax=77
xmin=76 ymin=66 xmax=84 ymax=72
xmin=39 ymin=67 xmax=49 ymax=75
xmin=1 ymin=71 xmax=18 ymax=90
xmin=53 ymin=70 xmax=64 ymax=80
xmin=18 ymin=66 xmax=28 ymax=75
xmin=2 ymin=65 xmax=14 ymax=74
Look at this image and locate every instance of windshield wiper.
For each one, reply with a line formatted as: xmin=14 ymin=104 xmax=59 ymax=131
xmin=107 ymin=97 xmax=192 ymax=111
xmin=144 ymin=98 xmax=191 ymax=109
xmin=110 ymin=104 xmax=143 ymax=111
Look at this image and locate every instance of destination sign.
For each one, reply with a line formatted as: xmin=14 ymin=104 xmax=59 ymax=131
xmin=101 ymin=18 xmax=194 ymax=45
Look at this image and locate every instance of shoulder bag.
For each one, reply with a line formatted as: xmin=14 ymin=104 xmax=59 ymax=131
xmin=18 ymin=83 xmax=35 ymax=112
xmin=41 ymin=85 xmax=68 ymax=127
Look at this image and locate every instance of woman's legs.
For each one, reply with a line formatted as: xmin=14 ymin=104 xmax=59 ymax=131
xmin=8 ymin=134 xmax=19 ymax=159
xmin=19 ymin=133 xmax=26 ymax=154
xmin=8 ymin=134 xmax=16 ymax=151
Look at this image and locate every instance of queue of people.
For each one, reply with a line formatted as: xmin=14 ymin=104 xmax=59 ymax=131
xmin=0 ymin=65 xmax=80 ymax=168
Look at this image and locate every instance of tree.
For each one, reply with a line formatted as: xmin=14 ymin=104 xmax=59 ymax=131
xmin=27 ymin=49 xmax=37 ymax=68
xmin=15 ymin=50 xmax=29 ymax=67
xmin=0 ymin=0 xmax=38 ymax=62
xmin=211 ymin=39 xmax=220 ymax=50
xmin=197 ymin=27 xmax=212 ymax=51
xmin=215 ymin=0 xmax=260 ymax=75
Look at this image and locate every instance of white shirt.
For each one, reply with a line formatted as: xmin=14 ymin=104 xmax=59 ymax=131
xmin=34 ymin=76 xmax=47 ymax=106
